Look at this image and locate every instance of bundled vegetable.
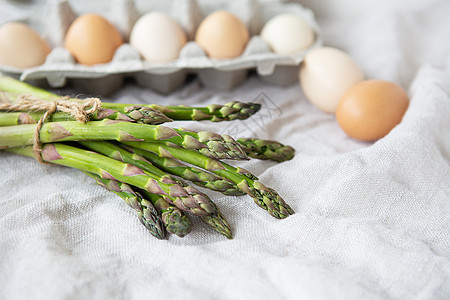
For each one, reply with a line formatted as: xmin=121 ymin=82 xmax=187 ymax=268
xmin=0 ymin=75 xmax=295 ymax=240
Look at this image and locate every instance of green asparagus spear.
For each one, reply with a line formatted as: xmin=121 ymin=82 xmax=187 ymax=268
xmin=237 ymin=138 xmax=295 ymax=162
xmin=0 ymin=76 xmax=260 ymax=122
xmin=79 ymin=141 xmax=233 ymax=237
xmin=199 ymin=203 xmax=233 ymax=239
xmin=78 ymin=140 xmax=217 ymax=216
xmin=0 ymin=112 xmax=37 ymax=126
xmin=83 ymin=171 xmax=166 ymax=239
xmin=0 ymin=93 xmax=172 ymax=125
xmin=0 ymin=75 xmax=57 ymax=99
xmin=123 ymin=142 xmax=295 ymax=219
xmin=105 ymin=101 xmax=261 ymax=122
xmin=140 ymin=185 xmax=232 ymax=239
xmin=123 ymin=145 xmax=245 ymax=196
xmin=6 ymin=143 xmax=215 ymax=217
xmin=0 ymin=119 xmax=248 ymax=160
xmin=7 ymin=143 xmax=230 ymax=237
xmin=136 ymin=190 xmax=192 ymax=238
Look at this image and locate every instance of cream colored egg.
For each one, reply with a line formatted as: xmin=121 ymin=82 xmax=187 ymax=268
xmin=261 ymin=13 xmax=315 ymax=55
xmin=299 ymin=47 xmax=364 ymax=113
xmin=130 ymin=12 xmax=187 ymax=63
xmin=0 ymin=22 xmax=51 ymax=68
xmin=195 ymin=10 xmax=249 ymax=59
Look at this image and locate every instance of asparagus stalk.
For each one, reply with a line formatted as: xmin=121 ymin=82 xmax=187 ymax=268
xmin=0 ymin=76 xmax=260 ymax=122
xmin=100 ymin=105 xmax=172 ymax=124
xmin=123 ymin=142 xmax=295 ymax=219
xmin=0 ymin=75 xmax=57 ymax=99
xmin=136 ymin=190 xmax=192 ymax=238
xmin=79 ymin=141 xmax=233 ymax=238
xmin=0 ymin=112 xmax=37 ymax=126
xmin=83 ymin=171 xmax=166 ymax=239
xmin=123 ymin=145 xmax=245 ymax=196
xmin=0 ymin=119 xmax=248 ymax=160
xmin=0 ymin=93 xmax=172 ymax=125
xmin=105 ymin=101 xmax=261 ymax=122
xmin=108 ymin=145 xmax=234 ymax=238
xmin=199 ymin=203 xmax=233 ymax=239
xmin=138 ymin=190 xmax=233 ymax=239
xmin=6 ymin=143 xmax=216 ymax=217
xmin=87 ymin=169 xmax=192 ymax=237
xmin=114 ymin=145 xmax=234 ymax=238
xmin=237 ymin=138 xmax=295 ymax=162
xmin=139 ymin=184 xmax=232 ymax=239
xmin=6 ymin=143 xmax=230 ymax=238
xmin=78 ymin=140 xmax=217 ymax=216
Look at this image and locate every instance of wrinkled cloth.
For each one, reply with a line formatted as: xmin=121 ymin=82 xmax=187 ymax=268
xmin=1 ymin=1 xmax=449 ymax=299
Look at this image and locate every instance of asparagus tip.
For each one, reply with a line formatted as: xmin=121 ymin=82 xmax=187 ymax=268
xmin=166 ymin=214 xmax=192 ymax=238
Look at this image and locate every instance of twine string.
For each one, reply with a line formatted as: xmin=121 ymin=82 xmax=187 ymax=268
xmin=0 ymin=94 xmax=101 ymax=164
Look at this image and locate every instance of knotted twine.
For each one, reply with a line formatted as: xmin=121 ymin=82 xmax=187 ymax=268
xmin=0 ymin=94 xmax=101 ymax=164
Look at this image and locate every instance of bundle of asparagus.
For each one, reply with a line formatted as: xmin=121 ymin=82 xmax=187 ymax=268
xmin=0 ymin=75 xmax=295 ymax=240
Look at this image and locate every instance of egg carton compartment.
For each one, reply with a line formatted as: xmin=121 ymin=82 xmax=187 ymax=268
xmin=135 ymin=69 xmax=188 ymax=95
xmin=0 ymin=0 xmax=323 ymax=95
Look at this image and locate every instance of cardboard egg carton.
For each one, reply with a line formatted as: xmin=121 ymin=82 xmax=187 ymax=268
xmin=0 ymin=0 xmax=323 ymax=95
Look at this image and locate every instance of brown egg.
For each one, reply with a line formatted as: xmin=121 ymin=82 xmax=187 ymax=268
xmin=195 ymin=10 xmax=249 ymax=59
xmin=336 ymin=80 xmax=409 ymax=141
xmin=0 ymin=22 xmax=51 ymax=68
xmin=65 ymin=14 xmax=123 ymax=65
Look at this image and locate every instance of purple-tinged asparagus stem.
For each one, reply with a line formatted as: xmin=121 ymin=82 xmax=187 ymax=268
xmin=107 ymin=101 xmax=261 ymax=122
xmin=142 ymin=191 xmax=233 ymax=239
xmin=78 ymin=140 xmax=217 ymax=216
xmin=0 ymin=119 xmax=247 ymax=160
xmin=138 ymin=190 xmax=192 ymax=238
xmin=6 ymin=143 xmax=214 ymax=217
xmin=83 ymin=171 xmax=165 ymax=239
xmin=123 ymin=142 xmax=295 ymax=219
xmin=199 ymin=202 xmax=233 ymax=239
xmin=125 ymin=145 xmax=245 ymax=196
xmin=0 ymin=112 xmax=37 ymax=126
xmin=0 ymin=92 xmax=172 ymax=125
xmin=0 ymin=76 xmax=259 ymax=122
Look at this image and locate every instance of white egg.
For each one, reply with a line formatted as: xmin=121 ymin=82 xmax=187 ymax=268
xmin=260 ymin=13 xmax=315 ymax=55
xmin=299 ymin=47 xmax=364 ymax=113
xmin=130 ymin=12 xmax=187 ymax=63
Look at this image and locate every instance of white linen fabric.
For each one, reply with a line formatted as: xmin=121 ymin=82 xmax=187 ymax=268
xmin=0 ymin=1 xmax=449 ymax=299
